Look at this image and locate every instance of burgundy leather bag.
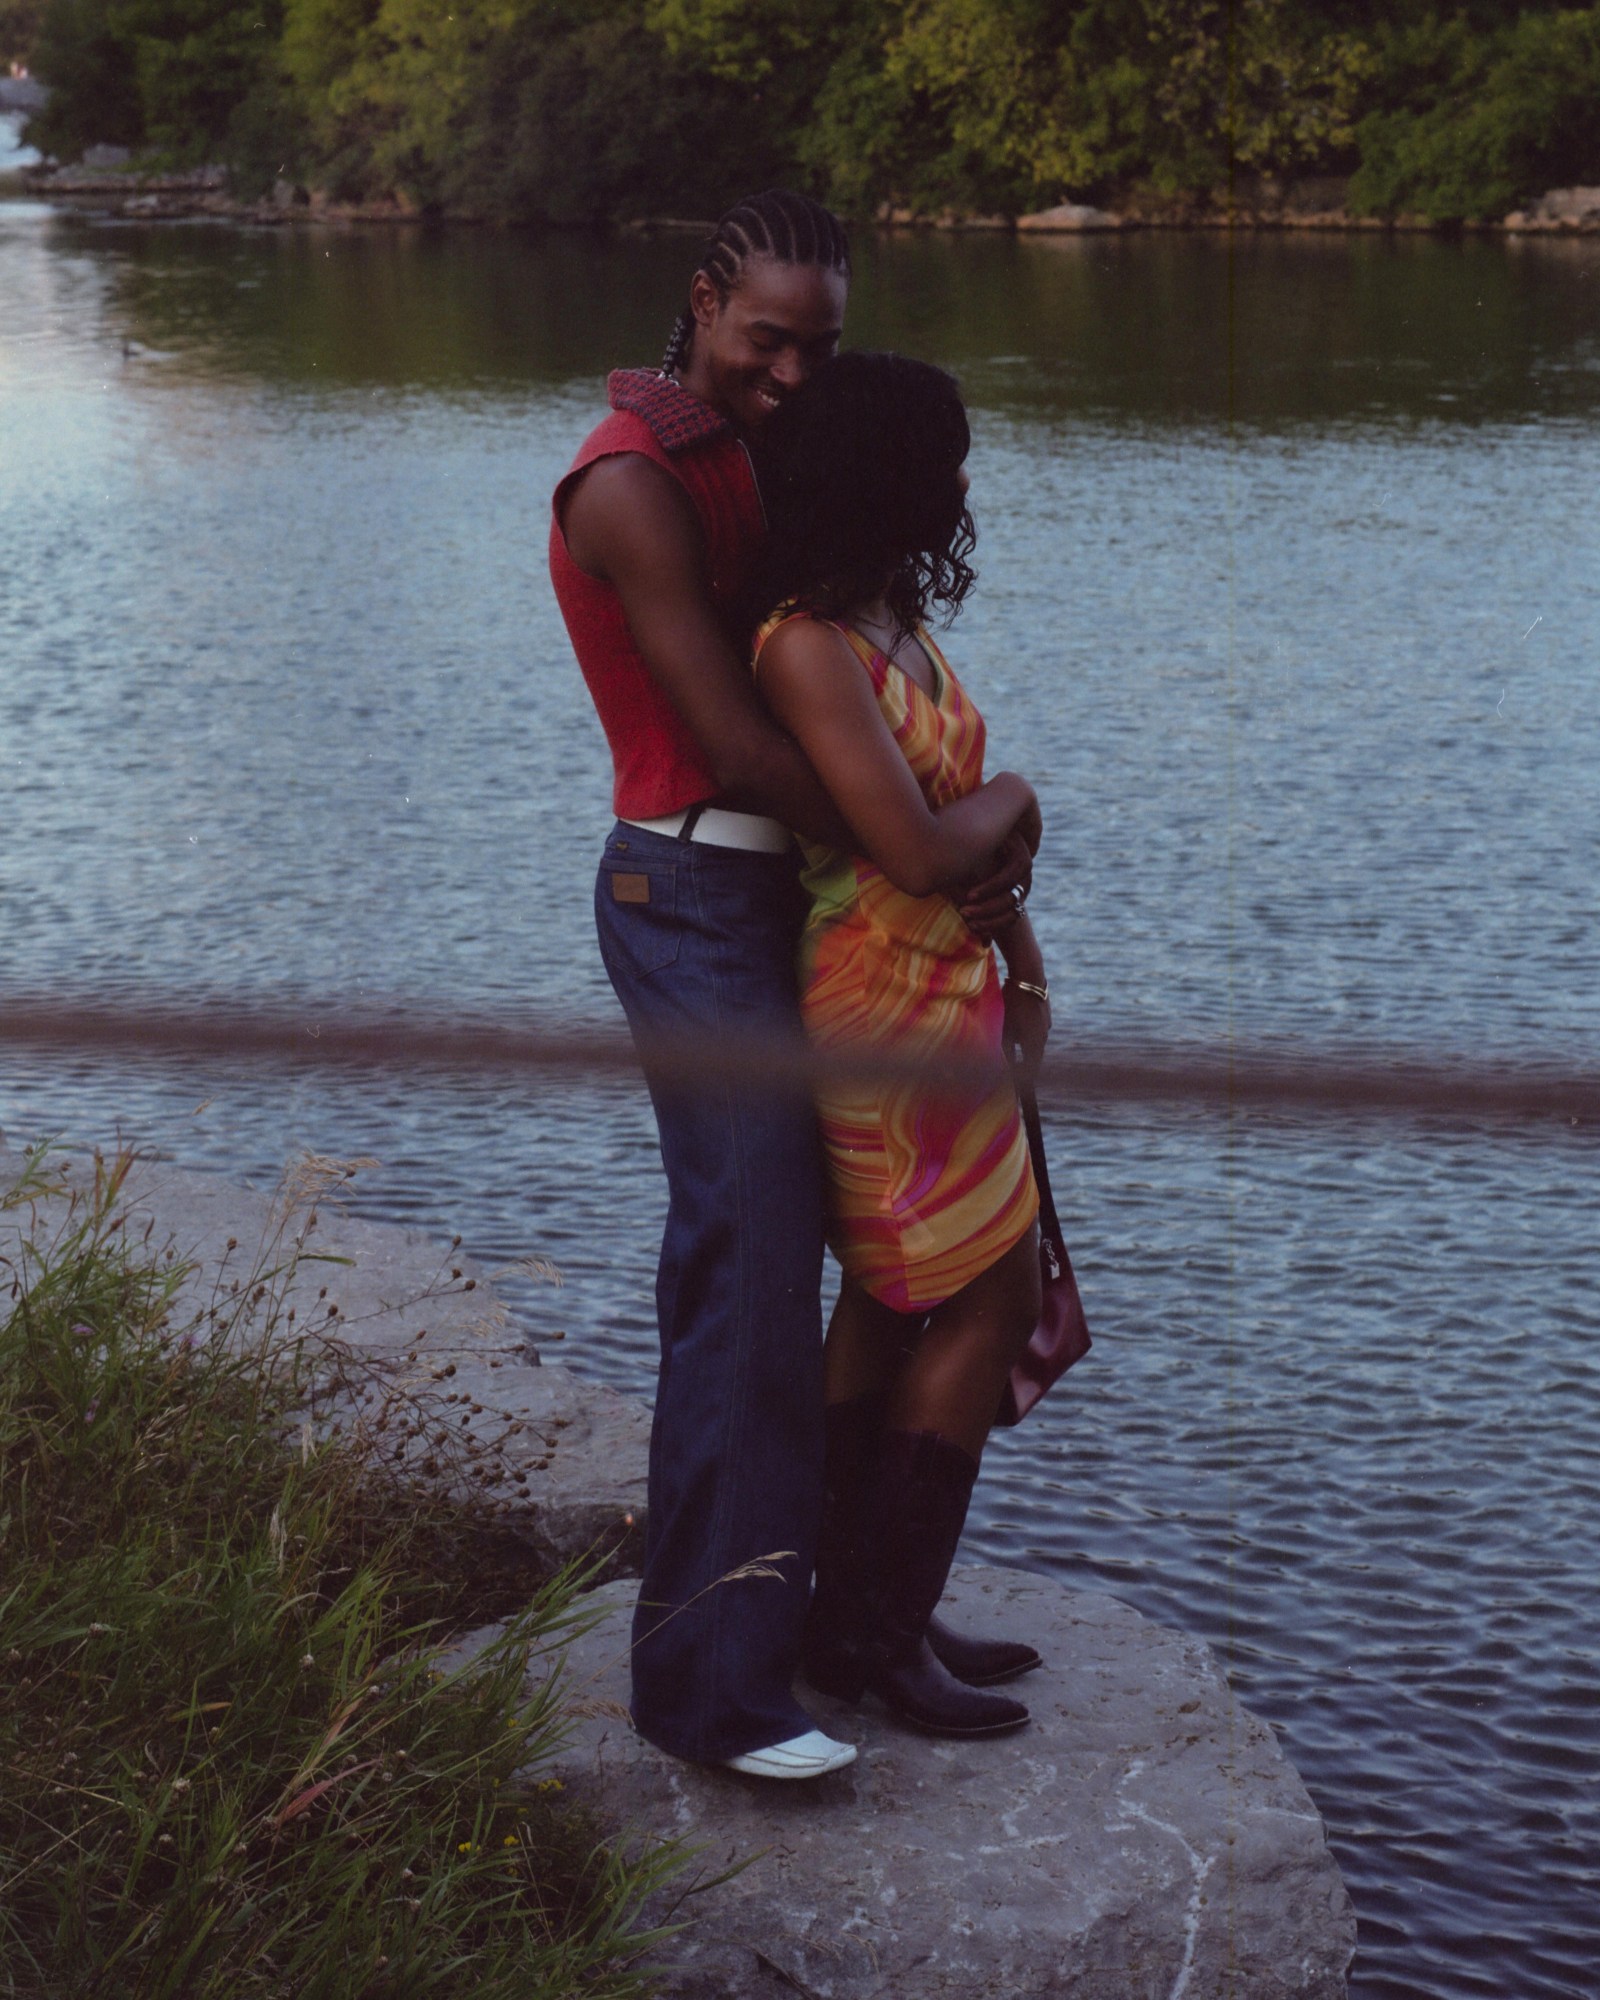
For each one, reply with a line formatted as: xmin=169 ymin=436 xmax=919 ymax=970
xmin=995 ymin=1069 xmax=1092 ymax=1426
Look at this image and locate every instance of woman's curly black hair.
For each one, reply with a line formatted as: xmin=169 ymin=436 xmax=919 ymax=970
xmin=747 ymin=351 xmax=976 ymax=642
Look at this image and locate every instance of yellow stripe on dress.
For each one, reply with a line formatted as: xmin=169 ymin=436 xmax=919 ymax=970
xmin=754 ymin=611 xmax=1038 ymax=1314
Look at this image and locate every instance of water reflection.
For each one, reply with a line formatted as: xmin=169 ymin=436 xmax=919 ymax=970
xmin=33 ymin=206 xmax=1600 ymax=428
xmin=0 ymin=108 xmax=38 ymax=170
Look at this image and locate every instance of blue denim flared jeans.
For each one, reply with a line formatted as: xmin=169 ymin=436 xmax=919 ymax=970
xmin=594 ymin=820 xmax=826 ymax=1763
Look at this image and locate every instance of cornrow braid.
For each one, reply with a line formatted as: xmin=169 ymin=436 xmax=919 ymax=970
xmin=659 ymin=189 xmax=850 ymax=379
xmin=660 ymin=311 xmax=694 ymax=377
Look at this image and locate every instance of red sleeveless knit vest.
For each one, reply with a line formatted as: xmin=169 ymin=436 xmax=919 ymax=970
xmin=549 ymin=370 xmax=766 ymax=819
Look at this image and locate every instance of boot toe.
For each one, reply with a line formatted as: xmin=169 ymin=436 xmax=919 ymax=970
xmin=872 ymin=1638 xmax=1031 ymax=1737
xmin=926 ymin=1613 xmax=1043 ymax=1687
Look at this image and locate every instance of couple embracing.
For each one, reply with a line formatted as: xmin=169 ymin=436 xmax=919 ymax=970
xmin=550 ymin=191 xmax=1052 ymax=1781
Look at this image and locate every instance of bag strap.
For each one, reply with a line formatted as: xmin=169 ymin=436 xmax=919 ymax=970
xmin=1013 ymin=1065 xmax=1063 ymax=1245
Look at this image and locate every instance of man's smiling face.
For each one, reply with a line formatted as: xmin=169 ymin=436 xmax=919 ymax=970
xmin=687 ymin=255 xmax=848 ymax=436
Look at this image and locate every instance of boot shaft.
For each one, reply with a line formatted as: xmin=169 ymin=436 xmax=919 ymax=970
xmin=866 ymin=1428 xmax=981 ymax=1659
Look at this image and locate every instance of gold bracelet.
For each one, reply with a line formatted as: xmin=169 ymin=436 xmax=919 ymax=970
xmin=1007 ymin=978 xmax=1050 ymax=1003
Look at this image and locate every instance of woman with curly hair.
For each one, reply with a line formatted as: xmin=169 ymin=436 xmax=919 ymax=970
xmin=750 ymin=351 xmax=1051 ymax=1739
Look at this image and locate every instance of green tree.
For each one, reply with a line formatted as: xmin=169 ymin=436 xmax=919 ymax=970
xmin=451 ymin=0 xmax=802 ymax=223
xmin=26 ymin=0 xmax=143 ymax=154
xmin=1075 ymin=0 xmax=1374 ymax=193
xmin=1 ymin=0 xmax=47 ymax=68
xmin=795 ymin=0 xmax=1376 ymax=218
xmin=645 ymin=0 xmax=863 ymax=204
xmin=27 ymin=0 xmax=1600 ymax=226
xmin=313 ymin=0 xmax=517 ymax=203
xmin=1351 ymin=6 xmax=1600 ymax=219
xmin=280 ymin=0 xmax=804 ymax=219
xmin=115 ymin=0 xmax=284 ymax=156
xmin=27 ymin=0 xmax=283 ymax=160
xmin=277 ymin=0 xmax=380 ymax=191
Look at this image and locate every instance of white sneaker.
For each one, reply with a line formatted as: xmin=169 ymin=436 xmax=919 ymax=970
xmin=722 ymin=1728 xmax=857 ymax=1779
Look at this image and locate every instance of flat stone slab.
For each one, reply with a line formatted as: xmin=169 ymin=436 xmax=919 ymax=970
xmin=0 ymin=1141 xmax=647 ymax=1574
xmin=537 ymin=1566 xmax=1355 ymax=2000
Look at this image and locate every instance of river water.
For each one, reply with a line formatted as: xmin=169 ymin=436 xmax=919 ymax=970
xmin=4 ymin=126 xmax=1598 ymax=1998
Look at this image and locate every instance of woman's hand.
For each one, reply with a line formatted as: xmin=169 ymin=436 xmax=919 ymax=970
xmin=959 ymin=827 xmax=1034 ymax=939
xmin=957 ymin=776 xmax=1041 ymax=936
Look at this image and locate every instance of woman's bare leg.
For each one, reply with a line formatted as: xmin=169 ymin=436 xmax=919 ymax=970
xmin=885 ymin=1222 xmax=1041 ymax=1459
xmin=822 ymin=1278 xmax=923 ymax=1407
xmin=806 ymin=1228 xmax=1044 ymax=1729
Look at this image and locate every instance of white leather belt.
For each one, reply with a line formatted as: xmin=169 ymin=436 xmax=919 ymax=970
xmin=621 ymin=807 xmax=792 ymax=854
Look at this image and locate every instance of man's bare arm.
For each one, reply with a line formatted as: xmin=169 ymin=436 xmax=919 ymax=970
xmin=562 ymin=454 xmax=851 ymax=846
xmin=562 ymin=454 xmax=1043 ymax=894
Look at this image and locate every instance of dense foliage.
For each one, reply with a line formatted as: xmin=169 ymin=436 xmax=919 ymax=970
xmin=19 ymin=0 xmax=1600 ymax=221
xmin=1 ymin=0 xmax=45 ymax=70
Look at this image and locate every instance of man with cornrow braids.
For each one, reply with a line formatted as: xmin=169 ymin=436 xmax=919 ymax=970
xmin=550 ymin=190 xmax=1034 ymax=1779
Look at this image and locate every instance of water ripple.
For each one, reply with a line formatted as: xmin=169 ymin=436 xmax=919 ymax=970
xmin=3 ymin=206 xmax=1599 ymax=2000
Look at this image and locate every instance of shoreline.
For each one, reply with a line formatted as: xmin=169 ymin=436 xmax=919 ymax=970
xmin=11 ymin=164 xmax=1600 ymax=237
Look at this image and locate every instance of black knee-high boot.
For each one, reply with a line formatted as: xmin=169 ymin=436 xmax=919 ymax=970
xmin=805 ymin=1427 xmax=1029 ymax=1737
xmin=805 ymin=1399 xmax=1042 ymax=1692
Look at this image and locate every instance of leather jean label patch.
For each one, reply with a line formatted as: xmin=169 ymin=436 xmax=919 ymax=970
xmin=611 ymin=872 xmax=651 ymax=905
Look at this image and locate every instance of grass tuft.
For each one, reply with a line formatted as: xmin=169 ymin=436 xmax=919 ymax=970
xmin=0 ymin=1143 xmax=679 ymax=1999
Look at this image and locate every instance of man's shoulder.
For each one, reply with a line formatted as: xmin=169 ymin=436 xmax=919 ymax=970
xmin=567 ymin=402 xmax=666 ymax=468
xmin=554 ymin=402 xmax=677 ymax=529
xmin=557 ymin=370 xmax=743 ymax=518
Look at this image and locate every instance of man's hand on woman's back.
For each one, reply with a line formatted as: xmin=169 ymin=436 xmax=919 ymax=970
xmin=959 ymin=822 xmax=1038 ymax=941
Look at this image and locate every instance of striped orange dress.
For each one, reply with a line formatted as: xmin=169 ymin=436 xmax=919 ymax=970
xmin=754 ymin=613 xmax=1038 ymax=1313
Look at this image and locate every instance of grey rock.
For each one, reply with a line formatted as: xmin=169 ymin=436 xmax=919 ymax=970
xmin=540 ymin=1566 xmax=1355 ymax=2000
xmin=34 ymin=159 xmax=228 ymax=194
xmin=1528 ymin=185 xmax=1600 ymax=223
xmin=1016 ymin=203 xmax=1124 ymax=233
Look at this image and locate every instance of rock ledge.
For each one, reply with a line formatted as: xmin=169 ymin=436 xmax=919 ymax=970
xmin=529 ymin=1565 xmax=1355 ymax=1999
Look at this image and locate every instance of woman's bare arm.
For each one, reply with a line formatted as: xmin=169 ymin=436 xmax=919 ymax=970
xmin=755 ymin=616 xmax=1038 ymax=899
xmin=995 ymin=911 xmax=1051 ymax=1069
